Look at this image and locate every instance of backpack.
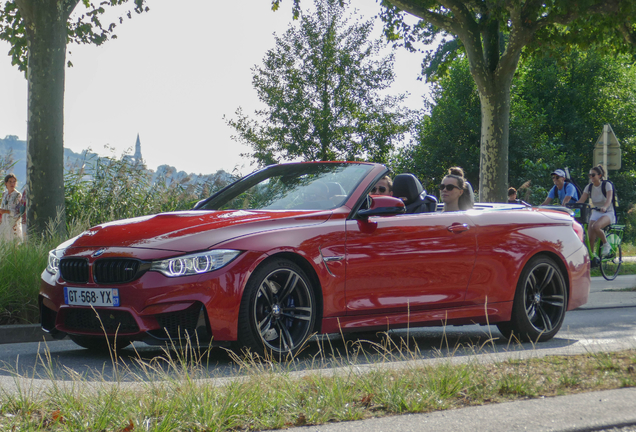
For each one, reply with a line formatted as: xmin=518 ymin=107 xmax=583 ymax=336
xmin=584 ymin=180 xmax=618 ymax=210
xmin=563 ymin=168 xmax=584 ymax=199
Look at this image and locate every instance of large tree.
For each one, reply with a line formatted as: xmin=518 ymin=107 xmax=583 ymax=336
xmin=229 ymin=0 xmax=413 ymax=166
xmin=275 ymin=0 xmax=636 ymax=202
xmin=0 ymin=0 xmax=147 ymax=237
xmin=393 ymin=49 xmax=636 ymax=213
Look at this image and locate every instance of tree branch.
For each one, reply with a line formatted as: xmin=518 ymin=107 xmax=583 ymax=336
xmin=14 ymin=0 xmax=33 ymax=24
xmin=387 ymin=0 xmax=455 ymax=31
xmin=437 ymin=0 xmax=490 ymax=90
xmin=497 ymin=3 xmax=532 ymax=80
xmin=618 ymin=21 xmax=636 ymax=46
xmin=62 ymin=0 xmax=81 ymax=19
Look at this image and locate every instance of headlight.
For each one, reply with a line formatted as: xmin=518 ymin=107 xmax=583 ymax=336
xmin=46 ymin=249 xmax=61 ymax=275
xmin=150 ymin=249 xmax=241 ymax=277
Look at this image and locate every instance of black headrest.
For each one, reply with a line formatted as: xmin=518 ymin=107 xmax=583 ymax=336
xmin=392 ymin=174 xmax=424 ymax=204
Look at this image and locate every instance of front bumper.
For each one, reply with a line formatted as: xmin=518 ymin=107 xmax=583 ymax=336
xmin=39 ymin=251 xmax=263 ymax=344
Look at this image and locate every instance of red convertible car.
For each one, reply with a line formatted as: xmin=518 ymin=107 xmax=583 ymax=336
xmin=40 ymin=162 xmax=590 ymax=354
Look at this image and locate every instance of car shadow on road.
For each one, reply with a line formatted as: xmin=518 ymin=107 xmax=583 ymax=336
xmin=0 ymin=325 xmax=579 ymax=383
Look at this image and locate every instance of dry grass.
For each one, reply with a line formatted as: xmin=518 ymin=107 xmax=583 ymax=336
xmin=0 ymin=335 xmax=634 ymax=431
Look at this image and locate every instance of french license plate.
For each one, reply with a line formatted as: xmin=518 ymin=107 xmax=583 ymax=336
xmin=64 ymin=287 xmax=120 ymax=307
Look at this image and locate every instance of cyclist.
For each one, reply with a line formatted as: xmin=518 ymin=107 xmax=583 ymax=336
xmin=576 ymin=165 xmax=615 ymax=257
xmin=541 ymin=169 xmax=579 ymax=206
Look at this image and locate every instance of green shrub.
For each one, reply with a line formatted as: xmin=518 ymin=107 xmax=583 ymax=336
xmin=64 ymin=153 xmax=198 ymax=227
xmin=1 ymin=152 xmax=234 ymax=324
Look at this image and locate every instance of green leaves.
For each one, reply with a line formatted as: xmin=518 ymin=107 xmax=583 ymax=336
xmin=0 ymin=1 xmax=27 ymax=72
xmin=0 ymin=0 xmax=149 ymax=71
xmin=396 ymin=48 xmax=636 ymax=209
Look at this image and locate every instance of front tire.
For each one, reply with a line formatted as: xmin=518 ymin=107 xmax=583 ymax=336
xmin=238 ymin=258 xmax=317 ymax=358
xmin=497 ymin=256 xmax=567 ymax=342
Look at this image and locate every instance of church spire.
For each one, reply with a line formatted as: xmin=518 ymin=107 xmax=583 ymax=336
xmin=134 ymin=133 xmax=142 ymax=162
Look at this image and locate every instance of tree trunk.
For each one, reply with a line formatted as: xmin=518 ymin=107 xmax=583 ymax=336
xmin=18 ymin=0 xmax=78 ymax=237
xmin=477 ymin=83 xmax=511 ymax=203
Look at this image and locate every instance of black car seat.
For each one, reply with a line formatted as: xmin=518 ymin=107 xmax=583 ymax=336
xmin=392 ymin=174 xmax=438 ymax=213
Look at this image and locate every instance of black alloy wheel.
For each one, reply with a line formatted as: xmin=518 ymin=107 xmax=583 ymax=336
xmin=497 ymin=256 xmax=567 ymax=342
xmin=238 ymin=258 xmax=316 ymax=358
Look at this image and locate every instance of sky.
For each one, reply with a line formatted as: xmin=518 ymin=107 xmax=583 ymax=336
xmin=0 ymin=0 xmax=430 ymax=176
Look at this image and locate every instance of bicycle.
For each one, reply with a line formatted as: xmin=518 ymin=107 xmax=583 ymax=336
xmin=566 ymin=202 xmax=624 ymax=280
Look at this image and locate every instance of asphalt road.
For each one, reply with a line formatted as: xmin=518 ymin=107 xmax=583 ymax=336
xmin=1 ymin=276 xmax=635 ymax=431
xmin=1 ymin=299 xmax=634 ymax=380
xmin=3 ymin=276 xmax=636 ymax=378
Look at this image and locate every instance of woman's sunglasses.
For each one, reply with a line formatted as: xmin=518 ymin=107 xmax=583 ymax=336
xmin=588 ymin=173 xmax=597 ymax=178
xmin=439 ymin=184 xmax=460 ymax=191
xmin=371 ymin=186 xmax=387 ymax=193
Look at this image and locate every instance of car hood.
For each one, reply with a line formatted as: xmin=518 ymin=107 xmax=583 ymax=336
xmin=65 ymin=210 xmax=332 ymax=252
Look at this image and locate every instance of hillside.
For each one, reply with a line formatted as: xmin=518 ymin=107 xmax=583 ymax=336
xmin=0 ymin=135 xmax=234 ymax=193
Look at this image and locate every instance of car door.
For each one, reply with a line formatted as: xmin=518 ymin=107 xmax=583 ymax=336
xmin=344 ymin=211 xmax=477 ymax=315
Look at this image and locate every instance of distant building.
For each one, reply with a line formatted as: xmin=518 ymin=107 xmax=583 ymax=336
xmin=134 ymin=133 xmax=142 ymax=162
xmin=1 ymin=135 xmax=233 ymax=193
xmin=123 ymin=133 xmax=145 ymax=167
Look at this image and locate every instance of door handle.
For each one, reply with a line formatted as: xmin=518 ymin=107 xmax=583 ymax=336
xmin=447 ymin=223 xmax=469 ymax=233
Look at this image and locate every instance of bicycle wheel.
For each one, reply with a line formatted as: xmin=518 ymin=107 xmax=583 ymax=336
xmin=600 ymin=234 xmax=622 ymax=281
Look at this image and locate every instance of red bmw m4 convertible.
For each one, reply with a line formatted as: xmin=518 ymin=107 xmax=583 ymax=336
xmin=39 ymin=162 xmax=590 ymax=354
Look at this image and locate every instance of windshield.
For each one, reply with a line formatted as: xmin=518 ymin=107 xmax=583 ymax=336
xmin=196 ymin=163 xmax=375 ymax=211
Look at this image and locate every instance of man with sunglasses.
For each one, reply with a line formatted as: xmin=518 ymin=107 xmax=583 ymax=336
xmin=540 ymin=169 xmax=579 ymax=206
xmin=370 ymin=175 xmax=393 ymax=196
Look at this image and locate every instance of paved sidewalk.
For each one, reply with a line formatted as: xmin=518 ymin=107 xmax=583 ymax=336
xmin=579 ymin=274 xmax=636 ymax=309
xmin=281 ymin=388 xmax=636 ymax=432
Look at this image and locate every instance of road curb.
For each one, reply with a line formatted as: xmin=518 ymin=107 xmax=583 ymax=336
xmin=0 ymin=324 xmax=58 ymax=345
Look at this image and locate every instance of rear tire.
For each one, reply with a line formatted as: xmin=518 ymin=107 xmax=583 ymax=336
xmin=497 ymin=256 xmax=567 ymax=342
xmin=69 ymin=334 xmax=131 ymax=352
xmin=599 ymin=237 xmax=622 ymax=281
xmin=237 ymin=258 xmax=317 ymax=358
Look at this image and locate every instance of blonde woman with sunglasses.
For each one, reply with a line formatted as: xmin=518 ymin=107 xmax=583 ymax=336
xmin=440 ymin=174 xmax=466 ymax=212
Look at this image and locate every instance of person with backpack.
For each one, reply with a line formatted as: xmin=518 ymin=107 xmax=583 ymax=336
xmin=541 ymin=169 xmax=579 ymax=206
xmin=576 ymin=164 xmax=616 ymax=257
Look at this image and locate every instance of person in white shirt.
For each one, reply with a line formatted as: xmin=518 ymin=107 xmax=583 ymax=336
xmin=576 ymin=165 xmax=615 ymax=257
xmin=0 ymin=173 xmax=24 ymax=243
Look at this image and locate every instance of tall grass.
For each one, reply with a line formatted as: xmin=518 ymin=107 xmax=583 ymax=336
xmin=0 ymin=339 xmax=634 ymax=431
xmin=0 ymin=239 xmax=51 ymax=325
xmin=0 ymin=151 xmax=234 ymax=324
xmin=64 ymin=151 xmax=225 ymax=227
xmin=0 ymin=216 xmax=90 ymax=325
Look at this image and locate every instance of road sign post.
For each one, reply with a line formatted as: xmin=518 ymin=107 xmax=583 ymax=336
xmin=593 ymin=124 xmax=621 ymax=178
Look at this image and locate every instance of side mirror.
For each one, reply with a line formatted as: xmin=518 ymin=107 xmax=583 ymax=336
xmin=358 ymin=195 xmax=406 ymax=218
